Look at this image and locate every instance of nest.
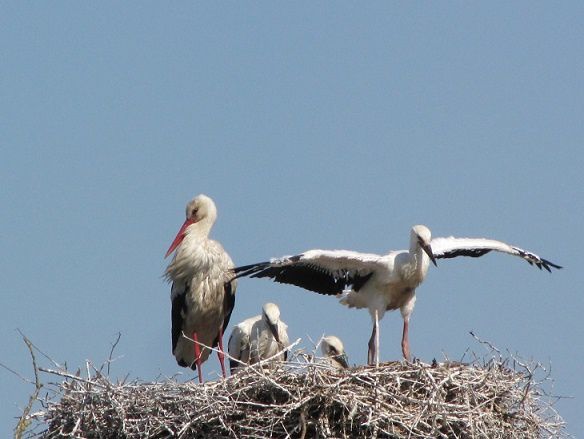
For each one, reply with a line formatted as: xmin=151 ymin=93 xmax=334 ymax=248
xmin=18 ymin=338 xmax=566 ymax=438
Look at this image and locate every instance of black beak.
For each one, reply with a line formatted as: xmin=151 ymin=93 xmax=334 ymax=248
xmin=335 ymin=353 xmax=350 ymax=369
xmin=422 ymin=242 xmax=437 ymax=267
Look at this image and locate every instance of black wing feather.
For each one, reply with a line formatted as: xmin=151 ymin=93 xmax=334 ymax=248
xmin=228 ymin=332 xmax=239 ymax=372
xmin=235 ymin=257 xmax=373 ymax=296
xmin=171 ymin=283 xmax=187 ymax=353
xmin=214 ymin=278 xmax=236 ymax=348
xmin=511 ymin=247 xmax=562 ymax=272
xmin=436 ymin=248 xmax=493 ymax=259
xmin=232 ymin=261 xmax=272 ymax=279
xmin=431 ymin=237 xmax=562 ymax=272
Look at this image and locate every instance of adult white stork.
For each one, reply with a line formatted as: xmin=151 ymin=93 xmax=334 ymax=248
xmin=233 ymin=225 xmax=561 ymax=366
xmin=164 ymin=194 xmax=236 ymax=383
xmin=228 ymin=303 xmax=289 ymax=373
xmin=320 ymin=335 xmax=349 ymax=369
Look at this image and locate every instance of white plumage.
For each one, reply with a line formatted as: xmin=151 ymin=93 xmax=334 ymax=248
xmin=228 ymin=302 xmax=289 ymax=373
xmin=233 ymin=225 xmax=560 ymax=366
xmin=227 ymin=314 xmax=260 ymax=373
xmin=320 ymin=335 xmax=349 ymax=369
xmin=165 ymin=194 xmax=236 ymax=383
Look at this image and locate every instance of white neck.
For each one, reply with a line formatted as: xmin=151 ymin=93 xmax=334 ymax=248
xmin=165 ymin=217 xmax=215 ymax=282
xmin=402 ymin=234 xmax=430 ymax=285
xmin=187 ymin=217 xmax=214 ymax=241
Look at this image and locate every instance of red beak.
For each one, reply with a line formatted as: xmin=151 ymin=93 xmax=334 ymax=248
xmin=164 ymin=218 xmax=195 ymax=258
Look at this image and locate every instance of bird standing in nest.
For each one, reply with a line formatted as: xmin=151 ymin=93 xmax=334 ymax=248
xmin=165 ymin=194 xmax=236 ymax=383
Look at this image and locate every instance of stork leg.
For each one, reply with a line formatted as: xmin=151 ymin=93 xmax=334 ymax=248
xmin=367 ymin=327 xmax=375 ymax=366
xmin=193 ymin=332 xmax=204 ymax=384
xmin=216 ymin=326 xmax=227 ymax=378
xmin=367 ymin=310 xmax=380 ymax=366
xmin=401 ymin=318 xmax=411 ymax=362
xmin=375 ymin=310 xmax=380 ymax=367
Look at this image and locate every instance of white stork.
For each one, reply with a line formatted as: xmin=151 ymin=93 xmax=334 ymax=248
xmin=320 ymin=335 xmax=349 ymax=369
xmin=249 ymin=303 xmax=289 ymax=365
xmin=164 ymin=194 xmax=236 ymax=383
xmin=227 ymin=314 xmax=259 ymax=374
xmin=233 ymin=225 xmax=561 ymax=366
xmin=228 ymin=303 xmax=289 ymax=373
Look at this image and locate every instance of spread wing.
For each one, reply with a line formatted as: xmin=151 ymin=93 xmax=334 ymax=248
xmin=233 ymin=249 xmax=385 ymax=295
xmin=431 ymin=237 xmax=561 ymax=272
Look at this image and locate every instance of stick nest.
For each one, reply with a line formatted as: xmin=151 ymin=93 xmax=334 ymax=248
xmin=21 ymin=346 xmax=566 ymax=439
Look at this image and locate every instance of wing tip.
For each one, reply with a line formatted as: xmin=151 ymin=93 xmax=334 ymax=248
xmin=541 ymin=258 xmax=562 ymax=272
xmin=231 ymin=255 xmax=302 ymax=281
xmin=231 ymin=261 xmax=272 ymax=280
xmin=514 ymin=247 xmax=561 ymax=272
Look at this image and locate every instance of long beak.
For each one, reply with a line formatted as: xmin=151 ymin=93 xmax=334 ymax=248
xmin=422 ymin=243 xmax=438 ymax=267
xmin=336 ymin=353 xmax=350 ymax=369
xmin=267 ymin=321 xmax=281 ymax=345
xmin=164 ymin=218 xmax=195 ymax=258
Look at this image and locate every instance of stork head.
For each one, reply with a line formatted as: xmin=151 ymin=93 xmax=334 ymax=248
xmin=165 ymin=194 xmax=218 ymax=258
xmin=412 ymin=225 xmax=437 ymax=267
xmin=321 ymin=335 xmax=349 ymax=369
xmin=262 ymin=302 xmax=282 ymax=343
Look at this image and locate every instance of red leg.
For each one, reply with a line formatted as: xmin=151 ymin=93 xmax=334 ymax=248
xmin=193 ymin=332 xmax=203 ymax=383
xmin=217 ymin=326 xmax=227 ymax=378
xmin=367 ymin=310 xmax=380 ymax=366
xmin=367 ymin=323 xmax=376 ymax=366
xmin=401 ymin=319 xmax=411 ymax=362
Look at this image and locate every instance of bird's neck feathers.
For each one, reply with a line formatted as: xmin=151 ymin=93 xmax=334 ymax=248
xmin=187 ymin=216 xmax=214 ymax=240
xmin=400 ymin=243 xmax=430 ymax=285
xmin=165 ymin=230 xmax=213 ymax=282
xmin=412 ymin=247 xmax=430 ymax=281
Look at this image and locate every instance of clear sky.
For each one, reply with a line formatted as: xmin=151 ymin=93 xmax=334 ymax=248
xmin=2 ymin=2 xmax=582 ymax=436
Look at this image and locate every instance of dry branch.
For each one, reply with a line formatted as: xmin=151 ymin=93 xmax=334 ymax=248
xmin=14 ymin=333 xmax=43 ymax=439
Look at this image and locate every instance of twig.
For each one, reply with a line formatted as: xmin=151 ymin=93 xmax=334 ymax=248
xmin=104 ymin=331 xmax=122 ymax=376
xmin=0 ymin=362 xmax=35 ymax=385
xmin=14 ymin=333 xmax=43 ymax=439
xmin=38 ymin=367 xmax=109 ymax=389
xmin=17 ymin=328 xmax=63 ymax=369
xmin=469 ymin=331 xmax=501 ymax=356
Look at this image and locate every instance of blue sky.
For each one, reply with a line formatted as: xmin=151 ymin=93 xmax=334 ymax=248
xmin=1 ymin=2 xmax=582 ymax=436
